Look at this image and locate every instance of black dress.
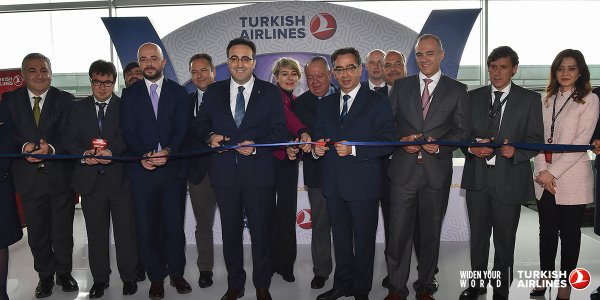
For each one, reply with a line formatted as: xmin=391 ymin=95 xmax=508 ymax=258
xmin=0 ymin=99 xmax=23 ymax=249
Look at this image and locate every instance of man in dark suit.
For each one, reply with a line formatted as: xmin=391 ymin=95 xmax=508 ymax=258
xmin=186 ymin=53 xmax=217 ymax=288
xmin=288 ymin=56 xmax=336 ymax=290
xmin=3 ymin=53 xmax=77 ymax=298
xmin=63 ymin=60 xmax=139 ymax=298
xmin=459 ymin=46 xmax=543 ymax=300
xmin=313 ymin=47 xmax=395 ymax=300
xmin=363 ymin=49 xmax=388 ymax=95
xmin=120 ymin=42 xmax=192 ymax=299
xmin=382 ymin=50 xmax=407 ymax=97
xmin=385 ymin=34 xmax=469 ymax=300
xmin=193 ymin=37 xmax=286 ymax=300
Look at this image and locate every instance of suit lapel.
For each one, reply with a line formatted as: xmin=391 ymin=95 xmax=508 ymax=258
xmin=221 ymin=79 xmax=237 ymax=129
xmin=411 ymin=77 xmax=423 ymax=119
xmin=102 ymin=95 xmax=119 ymax=139
xmin=38 ymin=87 xmax=56 ymax=129
xmin=342 ymin=87 xmax=367 ymax=125
xmin=18 ymin=88 xmax=37 ymax=129
xmin=425 ymin=75 xmax=448 ymax=122
xmin=84 ymin=97 xmax=101 ymax=138
xmin=242 ymin=80 xmax=262 ymax=129
xmin=498 ymin=84 xmax=518 ymax=138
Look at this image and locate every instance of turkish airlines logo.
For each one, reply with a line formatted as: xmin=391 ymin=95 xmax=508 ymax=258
xmin=12 ymin=75 xmax=23 ymax=87
xmin=569 ymin=268 xmax=591 ymax=290
xmin=310 ymin=13 xmax=337 ymax=40
xmin=296 ymin=209 xmax=312 ymax=229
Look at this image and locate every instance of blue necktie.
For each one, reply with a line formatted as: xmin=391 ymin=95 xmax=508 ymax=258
xmin=234 ymin=86 xmax=245 ymax=127
xmin=340 ymin=94 xmax=350 ymax=123
xmin=95 ymin=102 xmax=107 ymax=137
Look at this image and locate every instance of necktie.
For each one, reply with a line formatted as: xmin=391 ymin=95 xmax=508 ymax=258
xmin=96 ymin=102 xmax=107 ymax=136
xmin=374 ymin=86 xmax=382 ymax=91
xmin=421 ymin=78 xmax=433 ymax=119
xmin=33 ymin=96 xmax=41 ymax=126
xmin=150 ymin=83 xmax=159 ymax=118
xmin=234 ymin=86 xmax=245 ymax=127
xmin=486 ymin=91 xmax=504 ymax=161
xmin=340 ymin=94 xmax=350 ymax=123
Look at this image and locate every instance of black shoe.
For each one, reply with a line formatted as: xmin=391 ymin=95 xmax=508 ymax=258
xmin=122 ymin=281 xmax=138 ymax=296
xmin=591 ymin=286 xmax=600 ymax=300
xmin=492 ymin=292 xmax=508 ymax=300
xmin=198 ymin=271 xmax=213 ymax=288
xmin=170 ymin=276 xmax=192 ymax=294
xmin=355 ymin=295 xmax=369 ymax=300
xmin=459 ymin=287 xmax=486 ymax=300
xmin=35 ymin=277 xmax=54 ymax=298
xmin=311 ymin=276 xmax=327 ymax=289
xmin=149 ymin=281 xmax=164 ymax=300
xmin=135 ymin=266 xmax=146 ymax=282
xmin=89 ymin=282 xmax=109 ymax=299
xmin=529 ymin=287 xmax=547 ymax=297
xmin=382 ymin=275 xmax=390 ymax=288
xmin=56 ymin=273 xmax=79 ymax=292
xmin=317 ymin=288 xmax=349 ymax=300
xmin=280 ymin=272 xmax=295 ymax=282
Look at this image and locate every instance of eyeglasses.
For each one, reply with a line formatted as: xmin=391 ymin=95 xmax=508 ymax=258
xmin=384 ymin=62 xmax=405 ymax=69
xmin=227 ymin=56 xmax=254 ymax=64
xmin=333 ymin=65 xmax=359 ymax=74
xmin=91 ymin=79 xmax=115 ymax=87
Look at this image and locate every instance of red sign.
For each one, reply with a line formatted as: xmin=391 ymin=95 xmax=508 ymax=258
xmin=310 ymin=13 xmax=337 ymax=40
xmin=569 ymin=268 xmax=591 ymax=290
xmin=0 ymin=68 xmax=24 ymax=98
xmin=296 ymin=208 xmax=312 ymax=230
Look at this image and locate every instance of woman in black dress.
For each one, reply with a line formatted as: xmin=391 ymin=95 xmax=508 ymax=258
xmin=0 ymin=98 xmax=24 ymax=300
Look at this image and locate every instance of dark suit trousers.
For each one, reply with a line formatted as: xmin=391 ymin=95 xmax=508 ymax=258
xmin=387 ymin=166 xmax=449 ymax=297
xmin=188 ymin=175 xmax=217 ymax=272
xmin=81 ymin=177 xmax=138 ymax=282
xmin=326 ymin=192 xmax=379 ymax=296
xmin=466 ymin=166 xmax=521 ymax=297
xmin=214 ymin=186 xmax=275 ymax=290
xmin=131 ymin=172 xmax=187 ymax=282
xmin=272 ymin=158 xmax=298 ymax=276
xmin=307 ymin=187 xmax=332 ymax=278
xmin=537 ymin=191 xmax=586 ymax=276
xmin=380 ymin=158 xmax=391 ymax=249
xmin=20 ymin=174 xmax=74 ymax=279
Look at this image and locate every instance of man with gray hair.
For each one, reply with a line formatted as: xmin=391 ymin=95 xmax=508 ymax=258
xmin=382 ymin=50 xmax=407 ymax=96
xmin=2 ymin=53 xmax=76 ymax=298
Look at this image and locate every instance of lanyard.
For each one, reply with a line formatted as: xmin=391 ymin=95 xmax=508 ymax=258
xmin=548 ymin=92 xmax=574 ymax=143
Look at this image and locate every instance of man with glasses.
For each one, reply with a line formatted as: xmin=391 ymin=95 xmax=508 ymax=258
xmin=193 ymin=37 xmax=286 ymax=300
xmin=312 ymin=47 xmax=395 ymax=300
xmin=363 ymin=49 xmax=388 ymax=95
xmin=120 ymin=42 xmax=192 ymax=299
xmin=2 ymin=53 xmax=77 ymax=298
xmin=63 ymin=60 xmax=139 ymax=298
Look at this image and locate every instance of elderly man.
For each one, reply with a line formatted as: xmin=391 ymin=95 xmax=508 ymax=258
xmin=120 ymin=42 xmax=192 ymax=299
xmin=382 ymin=50 xmax=407 ymax=96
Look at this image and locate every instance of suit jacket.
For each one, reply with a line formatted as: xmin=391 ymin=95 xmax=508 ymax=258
xmin=63 ymin=95 xmax=127 ymax=195
xmin=388 ymin=74 xmax=469 ymax=189
xmin=186 ymin=91 xmax=211 ymax=185
xmin=193 ymin=77 xmax=287 ymax=188
xmin=3 ymin=86 xmax=74 ymax=196
xmin=461 ymin=83 xmax=543 ymax=204
xmin=292 ymin=90 xmax=322 ymax=188
xmin=120 ymin=78 xmax=190 ymax=181
xmin=0 ymin=98 xmax=16 ymax=182
xmin=314 ymin=85 xmax=395 ymax=201
xmin=533 ymin=92 xmax=599 ymax=204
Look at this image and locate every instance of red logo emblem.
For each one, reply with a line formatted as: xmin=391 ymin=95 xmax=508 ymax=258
xmin=310 ymin=13 xmax=337 ymax=40
xmin=296 ymin=209 xmax=312 ymax=229
xmin=569 ymin=268 xmax=591 ymax=290
xmin=13 ymin=75 xmax=23 ymax=87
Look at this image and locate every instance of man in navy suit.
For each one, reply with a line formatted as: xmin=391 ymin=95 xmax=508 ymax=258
xmin=120 ymin=42 xmax=192 ymax=299
xmin=313 ymin=47 xmax=395 ymax=300
xmin=2 ymin=53 xmax=77 ymax=298
xmin=194 ymin=37 xmax=286 ymax=300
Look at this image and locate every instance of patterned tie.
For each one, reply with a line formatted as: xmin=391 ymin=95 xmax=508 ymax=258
xmin=421 ymin=78 xmax=433 ymax=119
xmin=234 ymin=86 xmax=245 ymax=127
xmin=33 ymin=96 xmax=41 ymax=126
xmin=96 ymin=102 xmax=107 ymax=136
xmin=340 ymin=94 xmax=350 ymax=123
xmin=486 ymin=91 xmax=504 ymax=161
xmin=150 ymin=83 xmax=159 ymax=118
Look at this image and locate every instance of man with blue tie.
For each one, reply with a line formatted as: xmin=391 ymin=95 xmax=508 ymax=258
xmin=313 ymin=47 xmax=395 ymax=300
xmin=186 ymin=53 xmax=218 ymax=288
xmin=120 ymin=42 xmax=192 ymax=299
xmin=194 ymin=37 xmax=286 ymax=300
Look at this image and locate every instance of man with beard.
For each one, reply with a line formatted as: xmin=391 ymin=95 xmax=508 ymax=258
xmin=362 ymin=49 xmax=388 ymax=95
xmin=123 ymin=62 xmax=144 ymax=88
xmin=120 ymin=42 xmax=191 ymax=299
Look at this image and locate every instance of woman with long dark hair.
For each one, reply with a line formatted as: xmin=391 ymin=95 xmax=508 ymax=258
xmin=531 ymin=49 xmax=599 ymax=300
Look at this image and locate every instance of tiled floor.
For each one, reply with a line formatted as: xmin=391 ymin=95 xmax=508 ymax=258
xmin=6 ymin=207 xmax=600 ymax=299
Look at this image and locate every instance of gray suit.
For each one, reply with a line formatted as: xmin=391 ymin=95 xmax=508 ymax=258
xmin=387 ymin=74 xmax=469 ymax=297
xmin=461 ymin=83 xmax=543 ymax=297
